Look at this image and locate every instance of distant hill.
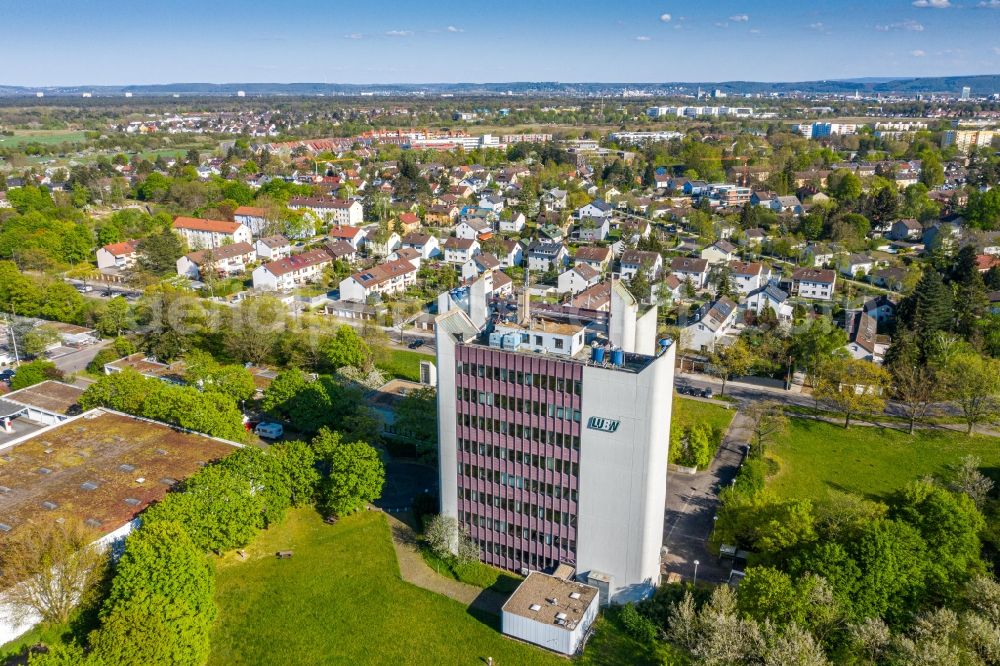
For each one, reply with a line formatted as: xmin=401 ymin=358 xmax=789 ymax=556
xmin=1 ymin=74 xmax=998 ymax=97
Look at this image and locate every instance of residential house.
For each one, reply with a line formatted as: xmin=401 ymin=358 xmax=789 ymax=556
xmin=172 ymin=217 xmax=252 ymax=249
xmin=573 ymin=216 xmax=610 ymax=242
xmin=426 ymin=204 xmax=459 ymax=225
xmin=366 ymin=230 xmax=402 ymax=258
xmin=976 ymin=254 xmax=1000 ymax=272
xmin=391 ymin=247 xmax=424 ymax=270
xmin=176 ymin=242 xmax=255 ymax=280
xmin=684 ymin=297 xmax=738 ymax=353
xmin=573 ymin=245 xmax=612 ymax=273
xmin=443 ymin=237 xmax=480 ymax=264
xmin=478 ymin=193 xmax=505 ymax=214
xmin=864 ymin=295 xmax=897 ymax=323
xmin=922 ymin=222 xmax=960 ymax=251
xmin=620 ymin=250 xmax=663 ymax=281
xmin=871 ymin=267 xmax=907 ymax=291
xmin=96 ymin=240 xmax=140 ymax=270
xmin=542 ymin=188 xmax=568 ymax=211
xmin=327 ymin=224 xmax=367 ymax=249
xmin=804 ymin=244 xmax=835 ymax=268
xmin=401 ymin=232 xmax=440 ymax=259
xmin=252 ymin=248 xmax=332 ymax=291
xmin=233 ymin=205 xmax=268 ymax=235
xmin=575 ymin=199 xmax=613 ymax=220
xmin=845 ymin=311 xmax=887 ymax=364
xmin=669 ymin=256 xmax=710 ymax=289
xmin=497 ymin=239 xmax=525 ymax=268
xmin=396 ymin=212 xmax=421 ymax=235
xmin=538 ymin=224 xmax=565 ymax=243
xmin=255 ymin=235 xmax=291 ymax=261
xmin=839 ymin=253 xmax=875 ymax=278
xmin=740 ymin=228 xmax=767 ymax=248
xmin=323 ymin=239 xmax=358 ymax=264
xmin=499 ymin=211 xmax=526 ymax=234
xmin=728 ymin=260 xmax=768 ymax=295
xmin=791 ymin=268 xmax=837 ymax=300
xmin=770 ymin=195 xmax=803 ymax=216
xmin=745 ymin=284 xmax=793 ymax=322
xmin=701 ymin=240 xmax=737 ymax=265
xmin=339 ymin=259 xmax=418 ymax=303
xmin=287 ymin=197 xmax=363 ymax=227
xmin=887 ymin=218 xmax=922 ymax=241
xmin=455 ymin=218 xmax=493 ymax=241
xmin=526 ymin=241 xmax=568 ymax=271
xmin=557 ymin=264 xmax=602 ymax=296
xmin=654 ymin=274 xmax=684 ymax=304
xmin=570 ymin=281 xmax=612 ymax=311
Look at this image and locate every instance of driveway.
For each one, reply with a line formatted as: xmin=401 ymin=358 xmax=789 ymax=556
xmin=49 ymin=339 xmax=110 ymax=375
xmin=663 ymin=410 xmax=750 ymax=585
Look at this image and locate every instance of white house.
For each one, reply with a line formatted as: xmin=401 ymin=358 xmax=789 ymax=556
xmin=176 ymin=242 xmax=255 ymax=280
xmin=526 ymin=241 xmax=568 ymax=271
xmin=288 ymin=197 xmax=363 ymax=227
xmin=172 ymin=217 xmax=252 ymax=249
xmin=255 ymin=235 xmax=291 ymax=261
xmin=684 ymin=297 xmax=738 ymax=353
xmin=96 ymin=240 xmax=140 ymax=270
xmin=542 ymin=188 xmax=568 ymax=211
xmin=443 ymin=237 xmax=480 ymax=264
xmin=770 ymin=195 xmax=803 ymax=216
xmin=455 ymin=218 xmax=493 ymax=241
xmin=558 ymin=264 xmax=602 ymax=295
xmin=745 ymin=284 xmax=793 ymax=322
xmin=252 ymin=249 xmax=332 ymax=291
xmin=887 ymin=218 xmax=923 ymax=241
xmin=575 ymin=199 xmax=613 ymax=220
xmin=327 ymin=225 xmax=367 ymax=249
xmin=791 ymin=268 xmax=837 ymax=300
xmin=845 ymin=311 xmax=887 ymax=364
xmin=339 ymin=259 xmax=418 ymax=302
xmin=499 ymin=211 xmax=526 ymax=234
xmin=233 ymin=205 xmax=268 ymax=235
xmin=669 ymin=256 xmax=710 ymax=289
xmin=573 ymin=216 xmax=610 ymax=242
xmin=366 ymin=231 xmax=402 ymax=258
xmin=401 ymin=232 xmax=440 ymax=259
xmin=573 ymin=245 xmax=612 ymax=272
xmin=839 ymin=254 xmax=876 ymax=278
xmin=497 ymin=239 xmax=525 ymax=268
xmin=390 ymin=247 xmax=424 ymax=271
xmin=728 ymin=260 xmax=768 ymax=295
xmin=700 ymin=240 xmax=737 ymax=265
xmin=620 ymin=250 xmax=663 ymax=281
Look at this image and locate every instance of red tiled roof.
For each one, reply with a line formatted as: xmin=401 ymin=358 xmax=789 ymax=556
xmin=172 ymin=216 xmax=242 ymax=234
xmin=101 ymin=240 xmax=140 ymax=256
xmin=328 ymin=225 xmax=365 ymax=240
xmin=261 ymin=249 xmax=332 ymax=277
xmin=234 ymin=206 xmax=267 ymax=217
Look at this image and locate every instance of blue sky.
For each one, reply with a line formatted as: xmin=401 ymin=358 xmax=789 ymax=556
xmin=2 ymin=0 xmax=999 ymax=85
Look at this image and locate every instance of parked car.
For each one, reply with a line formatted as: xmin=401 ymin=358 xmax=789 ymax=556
xmin=407 ymin=338 xmax=425 ymax=349
xmin=701 ymin=387 xmax=714 ymax=399
xmin=254 ymin=422 xmax=284 ymax=439
xmin=0 ymin=369 xmax=15 ymax=382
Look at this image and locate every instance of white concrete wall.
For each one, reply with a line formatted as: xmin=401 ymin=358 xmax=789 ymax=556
xmin=575 ymin=345 xmax=675 ymax=604
xmin=435 ymin=324 xmax=460 ymax=526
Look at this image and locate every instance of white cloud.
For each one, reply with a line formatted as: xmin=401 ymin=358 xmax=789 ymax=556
xmin=714 ymin=21 xmax=729 ymax=28
xmin=749 ymin=28 xmax=761 ymax=33
xmin=911 ymin=49 xmax=927 ymax=56
xmin=912 ymin=0 xmax=951 ymax=7
xmin=385 ymin=30 xmax=413 ymax=37
xmin=659 ymin=13 xmax=672 ymax=22
xmin=729 ymin=14 xmax=750 ymax=22
xmin=979 ymin=0 xmax=1000 ymax=6
xmin=876 ymin=19 xmax=924 ymax=31
xmin=446 ymin=25 xmax=463 ymax=33
xmin=635 ymin=35 xmax=652 ymax=41
xmin=344 ymin=33 xmax=364 ymax=39
xmin=992 ymin=46 xmax=1000 ymax=54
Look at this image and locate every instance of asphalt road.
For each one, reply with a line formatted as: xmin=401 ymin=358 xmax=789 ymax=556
xmin=49 ymin=339 xmax=110 ymax=375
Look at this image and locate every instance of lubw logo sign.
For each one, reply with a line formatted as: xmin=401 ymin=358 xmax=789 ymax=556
xmin=587 ymin=416 xmax=620 ymax=433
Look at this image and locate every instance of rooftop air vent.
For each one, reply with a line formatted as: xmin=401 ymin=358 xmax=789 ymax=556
xmin=85 ymin=518 xmax=102 ymax=529
xmin=160 ymin=477 xmax=177 ymax=486
xmin=41 ymin=501 xmax=58 ymax=510
xmin=118 ymin=464 xmax=136 ymax=473
xmin=0 ymin=523 xmax=11 ymax=532
xmin=37 ymin=467 xmax=52 ymax=475
xmin=529 ymin=604 xmax=541 ymax=612
xmin=81 ymin=481 xmax=99 ymax=491
xmin=569 ymin=592 xmax=581 ymax=600
xmin=124 ymin=498 xmax=141 ymax=506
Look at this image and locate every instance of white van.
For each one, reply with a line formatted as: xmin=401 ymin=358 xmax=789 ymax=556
xmin=255 ymin=422 xmax=284 ymax=439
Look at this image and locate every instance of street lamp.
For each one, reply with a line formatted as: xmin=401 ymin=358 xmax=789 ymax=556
xmin=693 ymin=559 xmax=700 ymax=586
xmin=712 ymin=515 xmax=718 ymax=539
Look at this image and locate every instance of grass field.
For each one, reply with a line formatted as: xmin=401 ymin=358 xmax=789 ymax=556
xmin=377 ymin=348 xmax=435 ymax=382
xmin=671 ymin=396 xmax=735 ymax=438
xmin=0 ymin=129 xmax=88 ymax=147
xmin=209 ymin=508 xmax=565 ymax=666
xmin=766 ymin=418 xmax=1000 ymax=502
xmin=419 ymin=546 xmax=523 ymax=594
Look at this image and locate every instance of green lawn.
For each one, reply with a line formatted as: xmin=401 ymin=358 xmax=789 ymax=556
xmin=671 ymin=396 xmax=735 ymax=438
xmin=419 ymin=546 xmax=523 ymax=594
xmin=767 ymin=418 xmax=1000 ymax=502
xmin=377 ymin=348 xmax=435 ymax=382
xmin=209 ymin=508 xmax=564 ymax=666
xmin=0 ymin=129 xmax=88 ymax=147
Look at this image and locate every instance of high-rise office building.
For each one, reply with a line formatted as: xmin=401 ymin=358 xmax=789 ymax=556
xmin=436 ymin=279 xmax=675 ymax=604
xmin=960 ymin=86 xmax=971 ymax=101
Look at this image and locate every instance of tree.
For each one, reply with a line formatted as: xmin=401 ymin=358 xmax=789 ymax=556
xmin=829 ymin=169 xmax=862 ymax=202
xmin=261 ymin=368 xmax=310 ymax=417
xmin=737 ymin=566 xmax=807 ymax=629
xmin=423 ymin=514 xmax=479 ymax=565
xmin=848 ymin=519 xmax=928 ymax=624
xmin=392 ymin=386 xmax=438 ymax=455
xmin=91 ymin=521 xmax=214 ymax=666
xmin=320 ymin=325 xmax=371 ymax=370
xmin=10 ymin=359 xmax=61 ymax=390
xmin=0 ymin=520 xmax=106 ymax=626
xmin=97 ymin=296 xmax=132 ymax=337
xmin=890 ymin=363 xmax=940 ymax=434
xmin=744 ymin=400 xmax=789 ymax=456
xmin=315 ymin=431 xmax=385 ymax=517
xmin=23 ymin=324 xmax=60 ymax=356
xmin=708 ymin=337 xmax=755 ymax=395
xmin=224 ymin=296 xmax=283 ymax=365
xmin=947 ymin=455 xmax=995 ymax=509
xmin=142 ymin=465 xmax=263 ymax=552
xmin=789 ymin=318 xmax=848 ymax=387
xmin=218 ymin=446 xmax=293 ymax=527
xmin=909 ymin=270 xmax=954 ymax=350
xmin=136 ymin=228 xmax=184 ymax=276
xmin=815 ymin=358 xmax=890 ymax=428
xmin=270 ymin=439 xmax=320 ymax=507
xmin=939 ymin=352 xmax=1000 ymax=434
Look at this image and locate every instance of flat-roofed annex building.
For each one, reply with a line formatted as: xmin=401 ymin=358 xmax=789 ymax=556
xmin=501 ymin=571 xmax=599 ymax=655
xmin=0 ymin=408 xmax=241 ymax=644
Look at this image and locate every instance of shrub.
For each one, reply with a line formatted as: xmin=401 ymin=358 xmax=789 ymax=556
xmin=619 ymin=602 xmax=659 ymax=643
